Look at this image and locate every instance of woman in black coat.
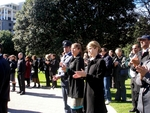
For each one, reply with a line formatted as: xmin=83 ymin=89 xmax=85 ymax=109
xmin=9 ymin=55 xmax=17 ymax=91
xmin=73 ymin=41 xmax=107 ymax=113
xmin=31 ymin=55 xmax=40 ymax=88
xmin=62 ymin=43 xmax=85 ymax=113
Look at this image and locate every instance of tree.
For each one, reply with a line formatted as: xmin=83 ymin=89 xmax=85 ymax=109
xmin=0 ymin=30 xmax=16 ymax=55
xmin=13 ymin=0 xmax=137 ymax=55
xmin=134 ymin=0 xmax=150 ymax=19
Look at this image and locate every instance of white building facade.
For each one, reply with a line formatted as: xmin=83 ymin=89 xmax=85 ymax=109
xmin=0 ymin=2 xmax=24 ymax=32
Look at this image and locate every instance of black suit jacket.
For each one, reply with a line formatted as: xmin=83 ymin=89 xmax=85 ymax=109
xmin=0 ymin=55 xmax=10 ymax=101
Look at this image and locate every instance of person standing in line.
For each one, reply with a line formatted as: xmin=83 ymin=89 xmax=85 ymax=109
xmin=44 ymin=54 xmax=51 ymax=87
xmin=53 ymin=40 xmax=72 ymax=113
xmin=135 ymin=59 xmax=150 ymax=113
xmin=24 ymin=56 xmax=31 ymax=88
xmin=73 ymin=41 xmax=107 ymax=113
xmin=49 ymin=54 xmax=59 ymax=89
xmin=128 ymin=44 xmax=140 ymax=113
xmin=61 ymin=43 xmax=85 ymax=113
xmin=0 ymin=44 xmax=10 ymax=113
xmin=108 ymin=50 xmax=116 ymax=88
xmin=100 ymin=47 xmax=113 ymax=105
xmin=9 ymin=55 xmax=17 ymax=92
xmin=31 ymin=55 xmax=40 ymax=88
xmin=17 ymin=52 xmax=26 ymax=95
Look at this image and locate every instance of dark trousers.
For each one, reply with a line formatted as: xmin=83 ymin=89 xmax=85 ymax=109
xmin=115 ymin=79 xmax=126 ymax=101
xmin=61 ymin=85 xmax=71 ymax=113
xmin=17 ymin=73 xmax=25 ymax=92
xmin=25 ymin=78 xmax=30 ymax=86
xmin=45 ymin=70 xmax=50 ymax=87
xmin=71 ymin=108 xmax=83 ymax=113
xmin=0 ymin=101 xmax=8 ymax=113
xmin=49 ymin=72 xmax=57 ymax=87
xmin=131 ymin=77 xmax=140 ymax=111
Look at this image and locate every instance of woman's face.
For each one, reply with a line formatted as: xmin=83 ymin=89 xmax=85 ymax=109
xmin=87 ymin=46 xmax=98 ymax=57
xmin=71 ymin=45 xmax=80 ymax=56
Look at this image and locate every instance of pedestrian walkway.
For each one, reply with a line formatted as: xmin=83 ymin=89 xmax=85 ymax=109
xmin=8 ymin=83 xmax=117 ymax=113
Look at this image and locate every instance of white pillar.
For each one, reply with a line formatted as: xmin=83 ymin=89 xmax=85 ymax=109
xmin=4 ymin=8 xmax=5 ymax=20
xmin=11 ymin=9 xmax=13 ymax=21
xmin=6 ymin=8 xmax=8 ymax=20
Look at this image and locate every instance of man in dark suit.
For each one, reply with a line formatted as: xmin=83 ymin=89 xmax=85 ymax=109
xmin=100 ymin=47 xmax=113 ymax=105
xmin=0 ymin=44 xmax=10 ymax=113
xmin=17 ymin=52 xmax=26 ymax=95
xmin=53 ymin=40 xmax=72 ymax=113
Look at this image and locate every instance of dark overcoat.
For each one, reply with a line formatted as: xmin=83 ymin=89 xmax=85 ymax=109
xmin=0 ymin=55 xmax=10 ymax=101
xmin=67 ymin=55 xmax=84 ymax=98
xmin=83 ymin=55 xmax=107 ymax=113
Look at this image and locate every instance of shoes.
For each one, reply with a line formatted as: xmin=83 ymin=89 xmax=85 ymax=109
xmin=129 ymin=108 xmax=137 ymax=112
xmin=115 ymin=99 xmax=121 ymax=101
xmin=105 ymin=100 xmax=111 ymax=105
xmin=20 ymin=91 xmax=25 ymax=95
xmin=32 ymin=85 xmax=36 ymax=88
xmin=52 ymin=86 xmax=55 ymax=89
xmin=37 ymin=84 xmax=40 ymax=88
xmin=17 ymin=91 xmax=21 ymax=94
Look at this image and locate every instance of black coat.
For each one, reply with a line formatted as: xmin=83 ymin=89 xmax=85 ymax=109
xmin=0 ymin=55 xmax=10 ymax=101
xmin=67 ymin=55 xmax=84 ymax=98
xmin=83 ymin=55 xmax=107 ymax=113
xmin=49 ymin=58 xmax=59 ymax=75
xmin=9 ymin=60 xmax=17 ymax=73
xmin=17 ymin=58 xmax=26 ymax=75
xmin=102 ymin=53 xmax=113 ymax=76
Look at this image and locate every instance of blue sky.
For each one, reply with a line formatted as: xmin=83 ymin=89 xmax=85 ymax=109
xmin=0 ymin=0 xmax=25 ymax=5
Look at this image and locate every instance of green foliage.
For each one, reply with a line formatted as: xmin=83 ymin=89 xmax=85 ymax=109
xmin=0 ymin=30 xmax=16 ymax=55
xmin=133 ymin=16 xmax=150 ymax=38
xmin=13 ymin=0 xmax=137 ymax=55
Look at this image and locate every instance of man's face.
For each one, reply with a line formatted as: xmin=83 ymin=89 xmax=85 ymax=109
xmin=132 ymin=45 xmax=140 ymax=54
xmin=139 ymin=39 xmax=149 ymax=49
xmin=18 ymin=53 xmax=23 ymax=59
xmin=63 ymin=46 xmax=71 ymax=53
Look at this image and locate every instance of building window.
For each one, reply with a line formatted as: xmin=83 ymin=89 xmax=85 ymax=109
xmin=13 ymin=6 xmax=16 ymax=10
xmin=8 ymin=17 xmax=11 ymax=20
xmin=9 ymin=23 xmax=11 ymax=26
xmin=9 ymin=29 xmax=11 ymax=32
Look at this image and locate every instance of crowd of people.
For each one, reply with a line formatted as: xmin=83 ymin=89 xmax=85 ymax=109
xmin=1 ymin=34 xmax=150 ymax=113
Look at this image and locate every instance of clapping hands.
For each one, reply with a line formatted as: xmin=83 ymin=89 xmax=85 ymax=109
xmin=73 ymin=69 xmax=87 ymax=78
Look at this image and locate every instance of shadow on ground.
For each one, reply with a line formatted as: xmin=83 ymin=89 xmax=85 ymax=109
xmin=24 ymin=92 xmax=62 ymax=99
xmin=8 ymin=108 xmax=40 ymax=113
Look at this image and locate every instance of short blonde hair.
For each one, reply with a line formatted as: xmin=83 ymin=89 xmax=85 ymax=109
xmin=45 ymin=54 xmax=50 ymax=60
xmin=115 ymin=48 xmax=122 ymax=54
xmin=86 ymin=41 xmax=101 ymax=53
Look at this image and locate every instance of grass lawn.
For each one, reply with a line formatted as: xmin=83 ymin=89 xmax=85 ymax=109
xmin=38 ymin=71 xmax=132 ymax=113
xmin=110 ymin=79 xmax=132 ymax=113
xmin=38 ymin=71 xmax=61 ymax=87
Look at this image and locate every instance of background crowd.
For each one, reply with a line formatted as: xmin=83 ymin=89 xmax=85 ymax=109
xmin=1 ymin=35 xmax=150 ymax=113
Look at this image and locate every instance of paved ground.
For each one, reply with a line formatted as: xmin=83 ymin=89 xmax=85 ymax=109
xmin=8 ymin=83 xmax=117 ymax=113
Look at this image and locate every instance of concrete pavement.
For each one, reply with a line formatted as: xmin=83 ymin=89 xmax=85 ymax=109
xmin=8 ymin=83 xmax=117 ymax=113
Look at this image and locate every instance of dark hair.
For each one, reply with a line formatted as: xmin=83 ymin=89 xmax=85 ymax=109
xmin=101 ymin=47 xmax=108 ymax=53
xmin=32 ymin=55 xmax=37 ymax=60
xmin=0 ymin=44 xmax=3 ymax=53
